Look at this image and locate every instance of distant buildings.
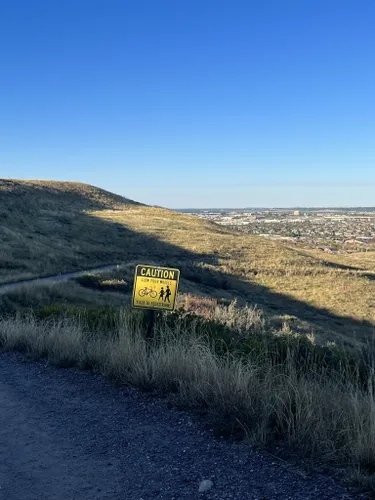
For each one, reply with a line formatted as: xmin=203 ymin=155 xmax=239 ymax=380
xmin=183 ymin=208 xmax=375 ymax=253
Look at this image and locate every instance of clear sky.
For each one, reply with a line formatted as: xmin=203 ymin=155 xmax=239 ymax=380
xmin=1 ymin=0 xmax=374 ymax=208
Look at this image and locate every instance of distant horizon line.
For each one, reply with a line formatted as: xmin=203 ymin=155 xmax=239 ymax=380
xmin=172 ymin=206 xmax=375 ymax=210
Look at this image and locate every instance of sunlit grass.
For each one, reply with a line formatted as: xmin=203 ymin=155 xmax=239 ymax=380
xmin=2 ymin=179 xmax=375 ymax=349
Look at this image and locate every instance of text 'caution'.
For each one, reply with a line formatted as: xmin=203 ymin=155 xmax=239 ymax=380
xmin=132 ymin=265 xmax=180 ymax=311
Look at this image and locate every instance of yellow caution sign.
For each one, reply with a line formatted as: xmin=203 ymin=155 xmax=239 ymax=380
xmin=132 ymin=264 xmax=180 ymax=311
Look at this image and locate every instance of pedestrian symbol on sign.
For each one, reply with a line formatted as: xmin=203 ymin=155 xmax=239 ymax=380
xmin=132 ymin=265 xmax=180 ymax=311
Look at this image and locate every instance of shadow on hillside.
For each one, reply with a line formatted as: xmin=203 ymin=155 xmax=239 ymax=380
xmin=77 ymin=213 xmax=375 ymax=344
xmin=320 ymin=261 xmax=375 ymax=281
xmin=3 ymin=201 xmax=375 ymax=346
xmin=290 ymin=248 xmax=375 ymax=281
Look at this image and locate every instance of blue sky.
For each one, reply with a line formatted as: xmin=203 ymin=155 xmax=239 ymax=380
xmin=1 ymin=0 xmax=374 ymax=208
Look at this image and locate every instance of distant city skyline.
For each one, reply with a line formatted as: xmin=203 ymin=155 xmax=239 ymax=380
xmin=176 ymin=206 xmax=375 ymax=211
xmin=1 ymin=1 xmax=374 ymax=207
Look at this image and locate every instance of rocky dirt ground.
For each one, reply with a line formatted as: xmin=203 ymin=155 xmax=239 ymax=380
xmin=0 ymin=352 xmax=369 ymax=500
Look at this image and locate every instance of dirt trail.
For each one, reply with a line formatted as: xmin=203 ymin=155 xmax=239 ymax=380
xmin=0 ymin=352 xmax=363 ymax=500
xmin=0 ymin=264 xmax=120 ymax=295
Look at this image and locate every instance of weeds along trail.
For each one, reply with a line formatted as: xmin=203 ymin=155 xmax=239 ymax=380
xmin=0 ymin=308 xmax=375 ymax=491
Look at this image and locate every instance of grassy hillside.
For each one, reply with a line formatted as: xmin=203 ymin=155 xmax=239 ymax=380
xmin=0 ymin=179 xmax=142 ymax=281
xmin=2 ymin=179 xmax=375 ymax=489
xmin=1 ymin=178 xmax=375 ymax=348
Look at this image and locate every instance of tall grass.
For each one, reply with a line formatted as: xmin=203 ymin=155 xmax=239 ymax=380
xmin=0 ymin=308 xmax=374 ymax=488
xmin=3 ymin=179 xmax=375 ymax=350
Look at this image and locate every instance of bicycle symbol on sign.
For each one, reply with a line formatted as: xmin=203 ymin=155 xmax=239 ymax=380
xmin=138 ymin=287 xmax=157 ymax=298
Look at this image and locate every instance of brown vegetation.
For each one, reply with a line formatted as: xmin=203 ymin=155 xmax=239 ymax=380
xmin=0 ymin=305 xmax=374 ymax=492
xmin=2 ymin=179 xmax=375 ymax=348
xmin=1 ymin=179 xmax=375 ymax=490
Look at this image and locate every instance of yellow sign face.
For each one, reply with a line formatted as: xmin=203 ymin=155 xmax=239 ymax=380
xmin=132 ymin=264 xmax=180 ymax=311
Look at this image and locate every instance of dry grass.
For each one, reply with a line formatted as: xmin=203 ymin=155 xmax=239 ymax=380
xmin=89 ymin=206 xmax=375 ymax=347
xmin=178 ymin=295 xmax=266 ymax=335
xmin=1 ymin=178 xmax=375 ymax=349
xmin=2 ymin=179 xmax=375 ymax=490
xmin=0 ymin=179 xmax=141 ymax=283
xmin=0 ymin=310 xmax=374 ymax=490
xmin=0 ymin=280 xmax=127 ymax=317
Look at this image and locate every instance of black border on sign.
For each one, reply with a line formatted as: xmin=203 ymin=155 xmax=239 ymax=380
xmin=132 ymin=264 xmax=181 ymax=311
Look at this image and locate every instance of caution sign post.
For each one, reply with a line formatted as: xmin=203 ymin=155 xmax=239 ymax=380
xmin=132 ymin=264 xmax=180 ymax=312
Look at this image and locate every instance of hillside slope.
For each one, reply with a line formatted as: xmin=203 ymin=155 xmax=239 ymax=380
xmin=0 ymin=179 xmax=142 ymax=211
xmin=1 ymin=179 xmax=375 ymax=348
xmin=0 ymin=179 xmax=142 ymax=281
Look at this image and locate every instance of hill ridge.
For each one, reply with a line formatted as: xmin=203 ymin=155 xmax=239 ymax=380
xmin=0 ymin=178 xmax=144 ymax=212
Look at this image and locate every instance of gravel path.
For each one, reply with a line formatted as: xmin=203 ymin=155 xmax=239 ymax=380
xmin=0 ymin=352 xmax=367 ymax=500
